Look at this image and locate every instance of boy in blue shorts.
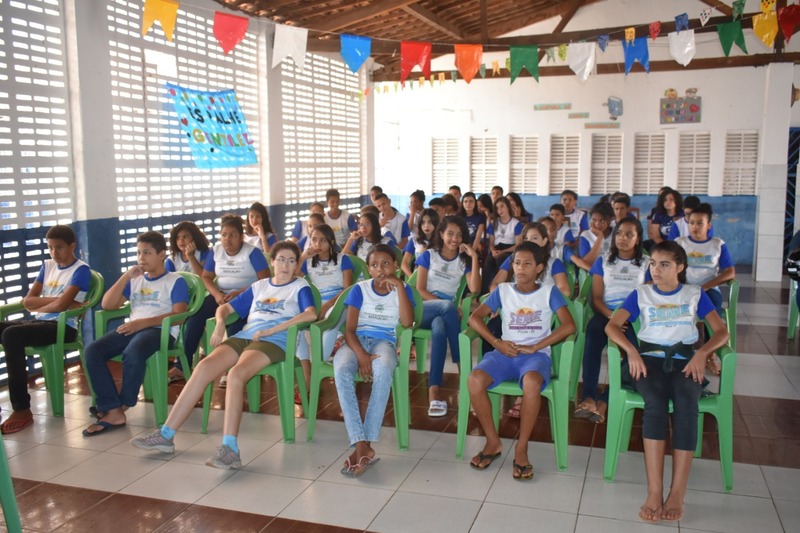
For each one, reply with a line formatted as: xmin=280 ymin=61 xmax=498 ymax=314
xmin=466 ymin=242 xmax=576 ymax=479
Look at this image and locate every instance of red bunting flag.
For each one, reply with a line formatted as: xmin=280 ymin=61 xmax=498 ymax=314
xmin=649 ymin=21 xmax=661 ymax=41
xmin=779 ymin=5 xmax=800 ymax=43
xmin=400 ymin=41 xmax=432 ymax=85
xmin=454 ymin=44 xmax=482 ymax=84
xmin=213 ymin=12 xmax=249 ymax=54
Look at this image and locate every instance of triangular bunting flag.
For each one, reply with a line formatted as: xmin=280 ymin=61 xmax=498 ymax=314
xmin=762 ymin=0 xmax=775 ymax=15
xmin=479 ymin=64 xmax=486 ymax=78
xmin=340 ymin=34 xmax=372 ymax=73
xmin=700 ymin=8 xmax=712 ymax=26
xmin=649 ymin=21 xmax=661 ymax=41
xmin=567 ymin=42 xmax=595 ymax=81
xmin=675 ymin=13 xmax=689 ymax=32
xmin=625 ymin=27 xmax=635 ymax=43
xmin=272 ymin=24 xmax=308 ymax=70
xmin=213 ymin=12 xmax=249 ymax=54
xmin=545 ymin=47 xmax=555 ymax=62
xmin=557 ymin=44 xmax=568 ymax=61
xmin=509 ymin=45 xmax=538 ymax=83
xmin=733 ymin=0 xmax=745 ymax=20
xmin=400 ymin=41 xmax=432 ymax=85
xmin=623 ymin=37 xmax=649 ymax=74
xmin=754 ymin=11 xmax=779 ymax=48
xmin=717 ymin=20 xmax=747 ymax=56
xmin=491 ymin=60 xmax=500 ymax=75
xmin=141 ymin=0 xmax=179 ymax=41
xmin=778 ymin=5 xmax=800 ymax=43
xmin=454 ymin=44 xmax=483 ymax=84
xmin=669 ymin=30 xmax=696 ymax=66
xmin=450 ymin=70 xmax=458 ymax=82
xmin=597 ymin=34 xmax=610 ymax=51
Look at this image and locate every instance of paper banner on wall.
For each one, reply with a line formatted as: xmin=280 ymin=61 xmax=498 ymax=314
xmin=213 ymin=12 xmax=249 ymax=54
xmin=545 ymin=47 xmax=555 ymax=62
xmin=568 ymin=42 xmax=596 ymax=81
xmin=754 ymin=11 xmax=779 ymax=48
xmin=778 ymin=5 xmax=800 ymax=43
xmin=400 ymin=41 xmax=432 ymax=84
xmin=623 ymin=37 xmax=649 ymax=74
xmin=675 ymin=13 xmax=689 ymax=32
xmin=717 ymin=20 xmax=747 ymax=56
xmin=624 ymin=27 xmax=635 ymax=43
xmin=167 ymin=83 xmax=257 ymax=169
xmin=141 ymin=0 xmax=179 ymax=41
xmin=668 ymin=30 xmax=696 ymax=66
xmin=733 ymin=0 xmax=745 ymax=20
xmin=272 ymin=24 xmax=308 ymax=70
xmin=557 ymin=44 xmax=568 ymax=61
xmin=340 ymin=34 xmax=372 ymax=73
xmin=649 ymin=21 xmax=661 ymax=41
xmin=509 ymin=45 xmax=538 ymax=83
xmin=597 ymin=34 xmax=609 ymax=51
xmin=762 ymin=0 xmax=776 ymax=15
xmin=454 ymin=44 xmax=483 ymax=83
xmin=700 ymin=8 xmax=712 ymax=26
xmin=491 ymin=60 xmax=501 ymax=75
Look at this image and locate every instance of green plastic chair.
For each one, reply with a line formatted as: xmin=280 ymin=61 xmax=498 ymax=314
xmin=719 ymin=279 xmax=739 ymax=350
xmin=305 ymin=285 xmax=423 ymax=449
xmin=603 ymin=336 xmax=737 ymax=491
xmin=407 ymin=270 xmax=473 ymax=375
xmin=347 ymin=255 xmax=371 ymax=281
xmin=455 ymin=299 xmax=580 ymax=471
xmin=88 ymin=272 xmax=205 ymax=425
xmin=0 ymin=434 xmax=21 ymax=533
xmin=0 ymin=270 xmax=104 ymax=417
xmin=200 ymin=284 xmax=321 ymax=444
xmin=789 ymin=280 xmax=799 ymax=339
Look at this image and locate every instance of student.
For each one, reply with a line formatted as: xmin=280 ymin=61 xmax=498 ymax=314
xmin=668 ymin=195 xmax=713 ymax=240
xmin=407 ymin=189 xmax=426 ymax=235
xmin=481 ymin=197 xmax=522 ymax=294
xmin=369 ymin=185 xmax=383 ymax=205
xmin=611 ymin=194 xmax=632 ymax=227
xmin=296 ymin=212 xmax=326 ymax=252
xmin=0 ymin=225 xmax=91 ymax=434
xmin=244 ymin=202 xmax=277 ymax=253
xmin=475 ymin=193 xmax=494 ymax=256
xmin=374 ymin=193 xmax=410 ymax=250
xmin=344 ymin=212 xmax=397 ymax=262
xmin=166 ymin=221 xmax=210 ymax=275
xmin=131 ymin=241 xmax=318 ymax=469
xmin=647 ymin=188 xmax=682 ymax=247
xmin=448 ymin=185 xmax=462 ymax=203
xmin=83 ymin=231 xmax=189 ymax=436
xmin=401 ymin=208 xmax=439 ymax=279
xmin=605 ymin=241 xmax=728 ymax=522
xmin=490 ymin=185 xmax=504 ymax=205
xmin=460 ymin=191 xmax=486 ymax=252
xmin=549 ymin=203 xmax=577 ymax=249
xmin=575 ymin=218 xmax=649 ymax=424
xmin=506 ymin=192 xmax=532 ymax=223
xmin=324 ymin=188 xmax=358 ymax=249
xmin=571 ymin=202 xmax=614 ymax=272
xmin=440 ymin=193 xmax=460 ymax=217
xmin=428 ymin=197 xmax=445 ymax=219
xmin=334 ymin=244 xmax=414 ymax=477
xmin=561 ymin=189 xmax=588 ymax=240
xmin=467 ymin=242 xmax=575 ymax=479
xmin=290 ymin=202 xmax=326 ymax=243
xmin=416 ymin=216 xmax=481 ymax=417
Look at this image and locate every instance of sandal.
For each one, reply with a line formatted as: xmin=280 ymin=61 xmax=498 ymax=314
xmin=706 ymin=355 xmax=721 ymax=376
xmin=470 ymin=450 xmax=501 ymax=470
xmin=0 ymin=417 xmax=33 ymax=435
xmin=427 ymin=400 xmax=448 ymax=417
xmin=588 ymin=401 xmax=607 ymax=424
xmin=342 ymin=456 xmax=380 ymax=478
xmin=574 ymin=399 xmax=596 ymax=419
xmin=507 ymin=403 xmax=521 ymax=419
xmin=512 ymin=462 xmax=534 ymax=480
xmin=661 ymin=504 xmax=684 ymax=522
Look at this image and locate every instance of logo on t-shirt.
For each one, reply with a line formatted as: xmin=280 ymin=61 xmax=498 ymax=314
xmin=686 ymin=251 xmax=713 ymax=267
xmin=647 ymin=304 xmax=691 ymax=324
xmin=509 ymin=308 xmax=543 ymax=330
xmin=46 ymin=280 xmax=61 ymax=289
xmin=131 ymin=288 xmax=161 ymax=306
xmin=375 ymin=304 xmax=385 ymax=313
xmin=255 ymin=297 xmax=285 ymax=314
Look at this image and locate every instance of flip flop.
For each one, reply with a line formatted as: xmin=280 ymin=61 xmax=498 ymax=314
xmin=343 ymin=456 xmax=380 ymax=478
xmin=470 ymin=451 xmax=501 ymax=470
xmin=507 ymin=404 xmax=521 ymax=419
xmin=588 ymin=401 xmax=607 ymax=424
xmin=574 ymin=400 xmax=595 ymax=419
xmin=0 ymin=417 xmax=33 ymax=435
xmin=512 ymin=462 xmax=534 ymax=480
xmin=427 ymin=400 xmax=448 ymax=417
xmin=639 ymin=504 xmax=662 ymax=523
xmin=340 ymin=457 xmax=356 ymax=476
xmin=661 ymin=505 xmax=684 ymax=522
xmin=82 ymin=420 xmax=126 ymax=437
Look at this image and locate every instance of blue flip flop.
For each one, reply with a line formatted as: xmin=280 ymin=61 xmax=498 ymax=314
xmin=82 ymin=420 xmax=126 ymax=437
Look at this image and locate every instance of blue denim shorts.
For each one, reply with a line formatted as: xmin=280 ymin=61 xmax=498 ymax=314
xmin=474 ymin=350 xmax=552 ymax=391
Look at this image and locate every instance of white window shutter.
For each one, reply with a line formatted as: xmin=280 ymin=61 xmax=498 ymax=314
xmin=549 ymin=134 xmax=580 ymax=194
xmin=677 ymin=132 xmax=711 ymax=194
xmin=590 ymin=134 xmax=622 ymax=194
xmin=470 ymin=137 xmax=498 ymax=194
xmin=723 ymin=131 xmax=758 ymax=195
xmin=509 ymin=136 xmax=539 ymax=193
xmin=633 ymin=133 xmax=665 ymax=194
xmin=432 ymin=138 xmax=461 ymax=194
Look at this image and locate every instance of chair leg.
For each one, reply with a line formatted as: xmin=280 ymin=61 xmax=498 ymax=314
xmin=415 ymin=338 xmax=427 ymax=374
xmin=0 ymin=435 xmax=22 ymax=533
xmin=40 ymin=347 xmax=65 ymax=417
xmin=552 ymin=391 xmax=569 ymax=472
xmin=273 ymin=372 xmax=295 ymax=444
xmin=201 ymin=382 xmax=213 ymax=434
xmin=619 ymin=408 xmax=635 ymax=454
xmin=455 ymin=369 xmax=471 ymax=459
xmin=80 ymin=349 xmax=97 ymax=407
xmin=489 ymin=393 xmax=501 ymax=432
xmin=392 ymin=367 xmax=410 ymax=451
xmin=246 ymin=376 xmax=261 ymax=414
xmin=148 ymin=354 xmax=169 ymax=426
xmin=294 ymin=364 xmax=308 ymax=414
xmin=306 ymin=369 xmax=322 ymax=442
xmin=789 ymin=282 xmax=798 ymax=339
xmin=603 ymin=404 xmax=626 ymax=482
xmin=715 ymin=408 xmax=734 ymax=492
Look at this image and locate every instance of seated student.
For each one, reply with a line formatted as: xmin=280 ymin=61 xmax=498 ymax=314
xmin=407 ymin=189 xmax=426 ymax=235
xmin=296 ymin=212 xmax=326 ymax=252
xmin=344 ymin=212 xmax=397 ymax=262
xmin=369 ymin=185 xmax=383 ymax=206
xmin=611 ymin=193 xmax=633 ymax=228
xmin=333 ymin=245 xmax=414 ymax=477
xmin=131 ymin=241 xmax=317 ymax=468
xmin=325 ymin=188 xmax=358 ymax=250
xmin=605 ymin=240 xmax=728 ymax=523
xmin=244 ymin=202 xmax=278 ymax=253
xmin=475 ymin=194 xmax=494 ymax=255
xmin=674 ymin=203 xmax=735 ymax=375
xmin=549 ymin=204 xmax=577 ymax=249
xmin=374 ymin=193 xmax=410 ymax=250
xmin=428 ymin=197 xmax=446 ymax=220
xmin=490 ymin=185 xmax=504 ymax=205
xmin=416 ymin=216 xmax=481 ymax=417
xmin=575 ymin=218 xmax=649 ymax=424
xmin=571 ymin=202 xmax=614 ymax=272
xmin=561 ymin=189 xmax=588 ymax=241
xmin=83 ymin=231 xmax=189 ymax=436
xmin=166 ymin=221 xmax=210 ymax=276
xmin=401 ymin=208 xmax=439 ymax=279
xmin=507 ymin=192 xmax=532 ymax=223
xmin=668 ymin=195 xmax=714 ymax=241
xmin=290 ymin=202 xmax=325 ymax=243
xmin=0 ymin=225 xmax=91 ymax=434
xmin=646 ymin=188 xmax=682 ymax=249
xmin=448 ymin=185 xmax=462 ymax=203
xmin=467 ymin=242 xmax=576 ymax=479
xmin=612 ymin=191 xmax=640 ymax=220
xmin=481 ymin=196 xmax=522 ymax=294
xmin=460 ymin=192 xmax=486 ymax=252
xmin=440 ymin=193 xmax=460 ymax=217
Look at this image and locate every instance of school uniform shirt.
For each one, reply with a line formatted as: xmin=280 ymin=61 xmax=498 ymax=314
xmin=675 ymin=236 xmax=733 ymax=288
xmin=554 ymin=225 xmax=577 ymax=247
xmin=667 ymin=218 xmax=715 ymax=240
xmin=166 ymin=249 xmax=210 ymax=273
xmin=650 ymin=212 xmax=679 ymax=240
xmin=345 ymin=279 xmax=416 ymax=343
xmin=380 ymin=209 xmax=410 ymax=243
xmin=415 ymin=250 xmax=472 ymax=301
xmin=124 ymin=272 xmax=189 ymax=339
xmin=579 ymin=231 xmax=612 ymax=259
xmin=229 ymin=278 xmax=315 ymax=350
xmin=463 ymin=213 xmax=486 ymax=244
xmin=403 ymin=235 xmax=429 ymax=259
xmin=350 ymin=235 xmax=397 ymax=262
xmin=290 ymin=219 xmax=305 ymax=241
xmin=590 ymin=255 xmax=650 ymax=309
xmin=35 ymin=259 xmax=91 ymax=330
xmin=204 ymin=242 xmax=269 ymax=294
xmin=406 ymin=211 xmax=421 ymax=235
xmin=244 ymin=232 xmax=277 ymax=251
xmin=325 ymin=210 xmax=358 ymax=247
xmin=565 ymin=209 xmax=588 ymax=239
xmin=301 ymin=255 xmax=353 ymax=303
xmin=499 ymin=255 xmax=566 ymax=288
xmin=485 ymin=282 xmax=567 ymax=356
xmin=486 ymin=218 xmax=522 ymax=247
xmin=620 ymin=284 xmax=715 ymax=358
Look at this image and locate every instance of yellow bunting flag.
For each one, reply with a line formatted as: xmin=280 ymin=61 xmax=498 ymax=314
xmin=557 ymin=44 xmax=567 ymax=61
xmin=753 ymin=11 xmax=779 ymax=48
xmin=625 ymin=27 xmax=635 ymax=43
xmin=491 ymin=60 xmax=500 ymax=75
xmin=762 ymin=0 xmax=776 ymax=15
xmin=141 ymin=0 xmax=180 ymax=41
xmin=438 ymin=72 xmax=446 ymax=85
xmin=418 ymin=75 xmax=426 ymax=87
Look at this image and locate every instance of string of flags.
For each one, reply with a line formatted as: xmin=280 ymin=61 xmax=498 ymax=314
xmin=140 ymin=0 xmax=800 ymax=98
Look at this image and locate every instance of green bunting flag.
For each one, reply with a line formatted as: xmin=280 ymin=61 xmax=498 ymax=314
xmin=509 ymin=45 xmax=539 ymax=84
xmin=717 ymin=20 xmax=748 ymax=56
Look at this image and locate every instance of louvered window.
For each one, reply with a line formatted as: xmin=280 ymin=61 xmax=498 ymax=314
xmin=723 ymin=131 xmax=758 ymax=195
xmin=509 ymin=136 xmax=538 ymax=193
xmin=549 ymin=134 xmax=580 ymax=193
xmin=677 ymin=132 xmax=711 ymax=194
xmin=632 ymin=133 xmax=665 ymax=194
xmin=470 ymin=137 xmax=498 ymax=194
xmin=590 ymin=134 xmax=622 ymax=194
xmin=432 ymin=138 xmax=460 ymax=194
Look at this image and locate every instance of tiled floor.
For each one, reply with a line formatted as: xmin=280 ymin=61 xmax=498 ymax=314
xmin=2 ymin=269 xmax=800 ymax=532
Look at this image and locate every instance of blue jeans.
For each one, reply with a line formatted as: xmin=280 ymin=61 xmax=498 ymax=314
xmin=181 ymin=294 xmax=245 ymax=370
xmin=333 ymin=335 xmax=397 ymax=445
xmin=85 ymin=328 xmax=173 ymax=412
xmin=421 ymin=299 xmax=461 ymax=388
xmin=296 ymin=307 xmax=344 ymax=361
xmin=581 ymin=314 xmax=638 ymax=402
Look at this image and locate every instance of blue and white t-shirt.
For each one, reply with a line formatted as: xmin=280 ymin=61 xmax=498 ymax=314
xmin=554 ymin=225 xmax=577 ymax=247
xmin=301 ymin=255 xmax=353 ymax=303
xmin=621 ymin=284 xmax=715 ymax=358
xmin=166 ymin=249 xmax=210 ymax=273
xmin=675 ymin=236 xmax=733 ymax=288
xmin=244 ymin=232 xmax=278 ymax=251
xmin=230 ymin=278 xmax=315 ymax=350
xmin=590 ymin=255 xmax=650 ymax=309
xmin=403 ymin=235 xmax=429 ymax=259
xmin=579 ymin=231 xmax=612 ymax=259
xmin=381 ymin=210 xmax=410 ymax=243
xmin=487 ymin=218 xmax=522 ymax=247
xmin=124 ymin=272 xmax=189 ymax=338
xmin=485 ymin=282 xmax=567 ymax=355
xmin=565 ymin=209 xmax=588 ymax=239
xmin=204 ymin=242 xmax=269 ymax=294
xmin=499 ymin=254 xmax=566 ymax=288
xmin=35 ymin=259 xmax=91 ymax=329
xmin=350 ymin=235 xmax=397 ymax=262
xmin=345 ymin=279 xmax=415 ymax=343
xmin=668 ymin=219 xmax=714 ymax=240
xmin=325 ymin=210 xmax=358 ymax=247
xmin=416 ymin=250 xmax=471 ymax=301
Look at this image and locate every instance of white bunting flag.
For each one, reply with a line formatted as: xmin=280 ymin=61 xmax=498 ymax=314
xmin=272 ymin=24 xmax=308 ymax=70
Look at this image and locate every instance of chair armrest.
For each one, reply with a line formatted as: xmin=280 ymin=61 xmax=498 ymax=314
xmin=716 ymin=345 xmax=737 ymax=398
xmin=459 ymin=295 xmax=474 ymax=331
xmin=94 ymin=305 xmax=132 ymax=338
xmin=0 ymin=301 xmax=25 ymax=320
xmin=553 ymin=333 xmax=576 ymax=381
xmin=458 ymin=327 xmax=481 ymax=375
xmin=607 ymin=340 xmax=623 ymax=390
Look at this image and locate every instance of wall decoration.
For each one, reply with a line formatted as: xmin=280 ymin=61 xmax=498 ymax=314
xmin=585 ymin=122 xmax=621 ymax=129
xmin=400 ymin=41 xmax=432 ymax=84
xmin=340 ymin=34 xmax=372 ymax=73
xmin=454 ymin=44 xmax=483 ymax=83
xmin=141 ymin=0 xmax=179 ymax=41
xmin=660 ymin=95 xmax=702 ymax=124
xmin=213 ymin=12 xmax=249 ymax=54
xmin=167 ymin=83 xmax=257 ymax=169
xmin=272 ymin=24 xmax=308 ymax=69
xmin=510 ymin=45 xmax=539 ymax=83
xmin=606 ymin=96 xmax=623 ymax=119
xmin=569 ymin=112 xmax=589 ymax=119
xmin=534 ymin=103 xmax=572 ymax=110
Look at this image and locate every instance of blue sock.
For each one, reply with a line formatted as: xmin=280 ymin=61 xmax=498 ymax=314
xmin=160 ymin=425 xmax=176 ymax=440
xmin=222 ymin=434 xmax=239 ymax=454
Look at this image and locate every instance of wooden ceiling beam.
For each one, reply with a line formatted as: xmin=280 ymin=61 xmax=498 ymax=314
xmin=310 ymin=0 xmax=422 ymax=32
xmin=697 ymin=0 xmax=733 ymax=17
xmin=400 ymin=4 xmax=468 ymax=40
xmin=537 ymin=0 xmax=582 ymax=61
xmin=480 ymin=0 xmax=488 ymax=42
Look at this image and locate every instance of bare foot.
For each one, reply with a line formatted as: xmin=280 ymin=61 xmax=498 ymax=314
xmin=0 ymin=409 xmax=33 ymax=434
xmin=470 ymin=440 xmax=502 ymax=469
xmin=639 ymin=492 xmax=663 ymax=523
xmin=661 ymin=492 xmax=685 ymax=521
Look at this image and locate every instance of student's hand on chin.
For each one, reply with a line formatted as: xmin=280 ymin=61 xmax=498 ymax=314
xmin=127 ymin=266 xmax=143 ymax=279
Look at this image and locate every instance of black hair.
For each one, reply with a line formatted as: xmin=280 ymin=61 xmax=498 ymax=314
xmin=599 ymin=193 xmax=612 ymax=205
xmin=493 ymin=196 xmax=513 ymax=230
xmin=361 ymin=205 xmax=379 ymax=217
xmin=373 ymin=192 xmax=389 ymax=203
xmin=683 ymin=195 xmax=701 ymax=210
xmin=448 ymin=185 xmax=461 ymax=193
xmin=309 ymin=224 xmax=338 ymax=267
xmin=689 ymin=202 xmax=713 ymax=222
xmin=246 ymin=202 xmax=274 ymax=234
xmin=561 ymin=189 xmax=578 ymax=200
xmin=326 ymin=188 xmax=340 ymax=199
xmin=220 ymin=213 xmax=245 ymax=235
xmin=169 ymin=221 xmax=210 ymax=258
xmin=370 ymin=185 xmax=383 ymax=194
xmin=440 ymin=193 xmax=459 ymax=213
xmin=357 ymin=212 xmax=382 ymax=249
xmin=459 ymin=191 xmax=477 ymax=217
xmin=549 ymin=203 xmax=565 ymax=215
xmin=589 ymin=201 xmax=614 ymax=220
xmin=476 ymin=194 xmax=493 ymax=215
xmin=513 ymin=241 xmax=549 ymax=283
xmin=415 ymin=208 xmax=440 ymax=248
xmin=506 ymin=192 xmax=531 ymax=221
xmin=308 ymin=212 xmax=325 ymax=226
xmin=138 ymin=231 xmax=167 ymax=254
xmin=271 ymin=240 xmax=301 ymax=261
xmin=491 ymin=185 xmax=504 ymax=195
xmin=366 ymin=243 xmax=396 ymax=265
xmin=612 ymin=195 xmax=631 ymax=208
xmin=432 ymin=215 xmax=470 ymax=265
xmin=428 ymin=197 xmax=445 ymax=208
xmin=650 ymin=240 xmax=688 ymax=284
xmin=608 ymin=217 xmax=645 ymax=266
xmin=310 ymin=201 xmax=326 ymax=212
xmin=45 ymin=225 xmax=76 ymax=245
xmin=410 ymin=189 xmax=426 ymax=204
xmin=655 ymin=188 xmax=683 ymax=216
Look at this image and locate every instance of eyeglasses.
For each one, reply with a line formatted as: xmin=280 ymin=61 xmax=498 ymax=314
xmin=274 ymin=257 xmax=297 ymax=266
